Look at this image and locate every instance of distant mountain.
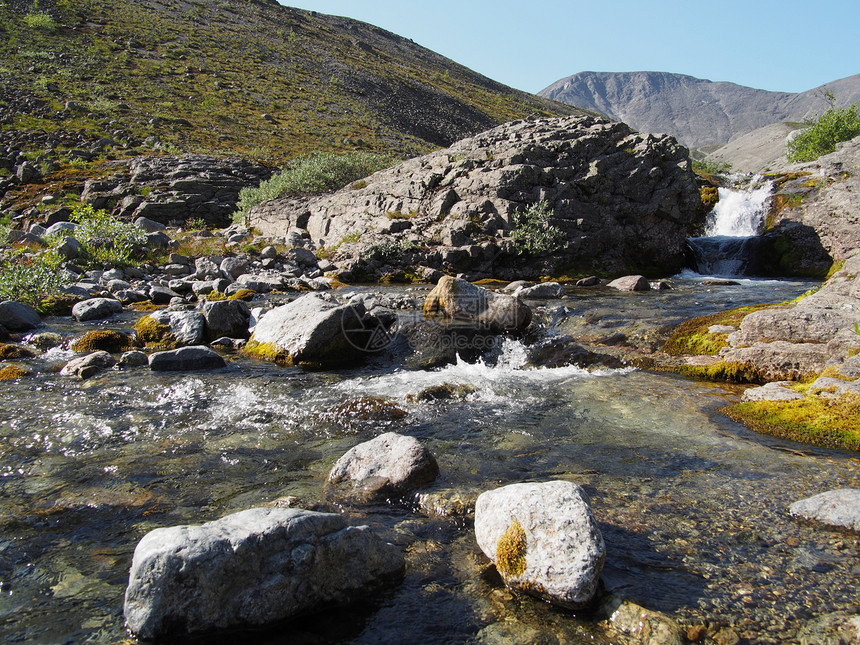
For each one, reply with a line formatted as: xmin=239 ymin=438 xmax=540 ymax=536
xmin=538 ymin=71 xmax=860 ymax=151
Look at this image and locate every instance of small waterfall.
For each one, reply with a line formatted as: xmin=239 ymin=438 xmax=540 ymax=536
xmin=688 ymin=177 xmax=772 ymax=277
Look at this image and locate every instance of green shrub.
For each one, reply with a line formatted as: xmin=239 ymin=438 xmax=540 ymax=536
xmin=62 ymin=204 xmax=147 ymax=267
xmin=0 ymin=255 xmax=65 ymax=307
xmin=235 ymin=151 xmax=395 ymax=219
xmin=23 ymin=9 xmax=58 ymax=32
xmin=787 ymin=92 xmax=860 ymax=163
xmin=692 ymin=158 xmax=733 ymax=174
xmin=510 ymin=201 xmax=568 ymax=256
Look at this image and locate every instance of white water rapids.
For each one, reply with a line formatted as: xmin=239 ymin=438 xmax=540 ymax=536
xmin=704 ymin=177 xmax=772 ymax=237
xmin=688 ymin=176 xmax=774 ymax=276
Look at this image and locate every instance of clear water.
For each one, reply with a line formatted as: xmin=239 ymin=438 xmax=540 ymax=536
xmin=1 ymin=278 xmax=858 ymax=644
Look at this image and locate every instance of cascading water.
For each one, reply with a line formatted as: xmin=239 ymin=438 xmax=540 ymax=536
xmin=687 ymin=177 xmax=772 ymax=277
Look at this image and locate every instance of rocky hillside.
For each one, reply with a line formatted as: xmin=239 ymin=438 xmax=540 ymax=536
xmin=0 ymin=0 xmax=583 ymax=219
xmin=538 ymin=71 xmax=860 ymax=152
xmin=248 ymin=115 xmax=701 ymax=281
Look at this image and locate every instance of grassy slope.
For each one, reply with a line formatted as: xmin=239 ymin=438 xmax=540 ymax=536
xmin=0 ymin=0 xmax=583 ymax=166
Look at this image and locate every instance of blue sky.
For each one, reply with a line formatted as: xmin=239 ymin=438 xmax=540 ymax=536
xmin=280 ymin=1 xmax=859 ymax=95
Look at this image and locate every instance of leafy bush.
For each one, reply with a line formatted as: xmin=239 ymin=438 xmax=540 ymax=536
xmin=692 ymin=158 xmax=733 ymax=174
xmin=0 ymin=255 xmax=65 ymax=307
xmin=367 ymin=239 xmax=418 ymax=264
xmin=235 ymin=151 xmax=395 ymax=220
xmin=60 ymin=204 xmax=147 ymax=267
xmin=510 ymin=201 xmax=568 ymax=256
xmin=22 ymin=2 xmax=58 ymax=32
xmin=787 ymin=92 xmax=860 ymax=162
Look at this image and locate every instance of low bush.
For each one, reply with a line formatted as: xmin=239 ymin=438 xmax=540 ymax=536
xmin=235 ymin=151 xmax=395 ymax=222
xmin=65 ymin=204 xmax=147 ymax=267
xmin=0 ymin=254 xmax=65 ymax=307
xmin=510 ymin=201 xmax=568 ymax=257
xmin=787 ymin=92 xmax=860 ymax=163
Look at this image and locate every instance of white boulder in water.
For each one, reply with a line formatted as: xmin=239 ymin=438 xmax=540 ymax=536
xmin=327 ymin=432 xmax=439 ymax=501
xmin=474 ymin=481 xmax=605 ymax=608
xmin=124 ymin=507 xmax=405 ymax=640
xmin=790 ymin=488 xmax=860 ymax=532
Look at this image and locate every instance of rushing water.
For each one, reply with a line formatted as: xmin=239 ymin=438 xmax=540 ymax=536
xmin=688 ymin=178 xmax=773 ymax=277
xmin=1 ymin=277 xmax=858 ymax=644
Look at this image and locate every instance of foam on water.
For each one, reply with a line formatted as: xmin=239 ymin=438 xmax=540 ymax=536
xmin=705 ymin=178 xmax=772 ymax=237
xmin=336 ymin=338 xmax=630 ymax=404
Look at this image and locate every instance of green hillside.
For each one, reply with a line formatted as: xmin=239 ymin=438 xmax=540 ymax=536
xmin=0 ymin=0 xmax=582 ymax=164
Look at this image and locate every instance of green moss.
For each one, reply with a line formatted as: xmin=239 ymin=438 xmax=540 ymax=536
xmin=675 ymin=361 xmax=764 ymax=384
xmin=0 ymin=365 xmax=32 ymax=380
xmin=242 ymin=339 xmax=293 ymax=366
xmin=496 ymin=519 xmax=527 ymax=578
xmin=227 ymin=288 xmax=256 ymax=301
xmin=70 ymin=330 xmax=134 ymax=353
xmin=36 ymin=294 xmax=81 ymax=317
xmin=662 ymin=305 xmax=771 ymax=356
xmin=0 ymin=344 xmax=36 ymax=360
xmin=132 ymin=315 xmax=177 ymax=349
xmin=723 ymin=393 xmax=860 ymax=452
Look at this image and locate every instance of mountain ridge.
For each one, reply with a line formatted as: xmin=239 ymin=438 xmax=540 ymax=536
xmin=539 ymin=70 xmax=860 ymax=152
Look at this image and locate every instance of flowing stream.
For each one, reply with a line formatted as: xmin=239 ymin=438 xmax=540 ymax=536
xmin=687 ymin=178 xmax=773 ymax=277
xmin=2 ymin=275 xmax=858 ymax=644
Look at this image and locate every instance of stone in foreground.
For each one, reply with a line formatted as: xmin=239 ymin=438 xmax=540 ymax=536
xmin=124 ymin=507 xmax=405 ymax=640
xmin=474 ymin=481 xmax=605 ymax=608
xmin=327 ymin=432 xmax=439 ymax=502
xmin=424 ymin=276 xmax=531 ymax=333
xmin=607 ymin=275 xmax=651 ymax=292
xmin=246 ymin=293 xmax=373 ymax=367
xmin=790 ymin=488 xmax=860 ymax=532
xmin=0 ymin=300 xmax=42 ymax=331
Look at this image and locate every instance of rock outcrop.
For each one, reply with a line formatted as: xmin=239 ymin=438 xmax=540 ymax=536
xmin=763 ymin=135 xmax=860 ymax=274
xmin=719 ymin=252 xmax=860 ymax=381
xmin=474 ymin=481 xmax=605 ymax=609
xmin=124 ymin=507 xmax=404 ymax=640
xmin=249 ymin=115 xmax=701 ymax=280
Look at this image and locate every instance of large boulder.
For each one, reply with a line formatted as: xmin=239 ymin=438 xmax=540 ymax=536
xmin=71 ymin=297 xmax=123 ymax=322
xmin=423 ymin=276 xmax=531 ymax=333
xmin=327 ymin=432 xmax=439 ymax=502
xmin=201 ymin=299 xmax=251 ymax=340
xmin=0 ymin=300 xmax=42 ymax=331
xmin=123 ymin=507 xmax=405 ymax=640
xmin=474 ymin=481 xmax=605 ymax=609
xmin=248 ymin=115 xmax=700 ymax=280
xmin=134 ymin=309 xmax=206 ymax=347
xmin=245 ymin=293 xmax=381 ymax=367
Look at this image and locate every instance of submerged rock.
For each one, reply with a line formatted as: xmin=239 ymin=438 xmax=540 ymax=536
xmin=60 ymin=350 xmax=116 ymax=379
xmin=124 ymin=507 xmax=405 ymax=640
xmin=607 ymin=275 xmax=651 ymax=292
xmin=149 ymin=346 xmax=226 ymax=371
xmin=327 ymin=432 xmax=439 ymax=502
xmin=424 ymin=276 xmax=532 ymax=333
xmin=474 ymin=480 xmax=605 ymax=608
xmin=790 ymin=488 xmax=860 ymax=532
xmin=515 ymin=281 xmax=566 ymax=299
